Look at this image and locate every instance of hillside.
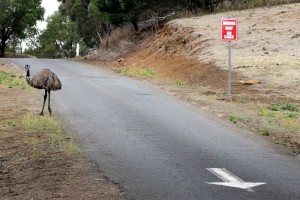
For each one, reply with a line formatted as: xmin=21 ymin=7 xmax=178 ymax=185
xmin=96 ymin=3 xmax=299 ymax=98
xmin=172 ymin=3 xmax=300 ymax=92
xmin=88 ymin=3 xmax=300 ymax=154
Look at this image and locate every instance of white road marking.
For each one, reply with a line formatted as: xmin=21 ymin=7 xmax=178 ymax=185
xmin=206 ymin=168 xmax=266 ymax=192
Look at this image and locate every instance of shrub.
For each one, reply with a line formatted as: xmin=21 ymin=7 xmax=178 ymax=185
xmin=269 ymin=103 xmax=280 ymax=111
xmin=258 ymin=127 xmax=270 ymax=136
xmin=281 ymin=103 xmax=299 ymax=112
xmin=228 ymin=115 xmax=237 ymax=124
xmin=176 ymin=80 xmax=186 ymax=86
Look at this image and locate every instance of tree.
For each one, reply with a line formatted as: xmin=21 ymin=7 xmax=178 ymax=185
xmin=0 ymin=0 xmax=44 ymax=57
xmin=26 ymin=12 xmax=85 ymax=58
xmin=57 ymin=0 xmax=225 ymax=49
xmin=59 ymin=0 xmax=100 ymax=48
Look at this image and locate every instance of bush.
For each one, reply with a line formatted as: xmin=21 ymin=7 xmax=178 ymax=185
xmin=258 ymin=127 xmax=270 ymax=136
xmin=281 ymin=103 xmax=299 ymax=112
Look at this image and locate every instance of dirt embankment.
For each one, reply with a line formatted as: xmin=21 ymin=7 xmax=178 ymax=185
xmin=100 ymin=3 xmax=300 ymax=103
xmin=172 ymin=3 xmax=300 ymax=93
xmin=89 ymin=3 xmax=300 ymax=154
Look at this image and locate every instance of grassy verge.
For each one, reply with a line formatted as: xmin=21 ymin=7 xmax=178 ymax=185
xmin=0 ymin=70 xmax=32 ymax=90
xmin=227 ymin=101 xmax=300 ymax=153
xmin=115 ymin=68 xmax=158 ymax=78
xmin=0 ymin=67 xmax=83 ymax=158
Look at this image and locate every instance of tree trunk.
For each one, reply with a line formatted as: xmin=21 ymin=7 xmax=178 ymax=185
xmin=101 ymin=20 xmax=111 ymax=37
xmin=0 ymin=38 xmax=6 ymax=57
xmin=131 ymin=11 xmax=139 ymax=32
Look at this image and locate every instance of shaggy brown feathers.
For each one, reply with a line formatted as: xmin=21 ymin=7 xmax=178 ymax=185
xmin=26 ymin=68 xmax=62 ymax=91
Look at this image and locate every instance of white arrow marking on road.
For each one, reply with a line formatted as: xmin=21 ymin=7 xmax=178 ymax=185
xmin=206 ymin=168 xmax=266 ymax=192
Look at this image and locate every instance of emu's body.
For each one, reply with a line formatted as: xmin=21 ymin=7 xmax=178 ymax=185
xmin=25 ymin=65 xmax=62 ymax=115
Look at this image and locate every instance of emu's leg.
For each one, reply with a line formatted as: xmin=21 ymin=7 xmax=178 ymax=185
xmin=40 ymin=89 xmax=47 ymax=116
xmin=48 ymin=91 xmax=52 ymax=115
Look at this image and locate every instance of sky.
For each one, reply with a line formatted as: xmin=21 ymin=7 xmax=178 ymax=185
xmin=37 ymin=0 xmax=60 ymax=30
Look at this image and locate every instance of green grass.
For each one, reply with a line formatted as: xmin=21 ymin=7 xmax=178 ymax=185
xmin=269 ymin=103 xmax=280 ymax=111
xmin=258 ymin=127 xmax=270 ymax=136
xmin=140 ymin=69 xmax=158 ymax=77
xmin=285 ymin=112 xmax=298 ymax=119
xmin=115 ymin=68 xmax=158 ymax=78
xmin=0 ymin=70 xmax=31 ymax=90
xmin=69 ymin=144 xmax=84 ymax=156
xmin=258 ymin=103 xmax=299 ymax=118
xmin=21 ymin=113 xmax=63 ymax=134
xmin=20 ymin=113 xmax=83 ymax=155
xmin=228 ymin=114 xmax=238 ymax=124
xmin=0 ymin=119 xmax=18 ymax=133
xmin=256 ymin=102 xmax=300 ymax=137
xmin=176 ymin=80 xmax=186 ymax=86
xmin=257 ymin=108 xmax=275 ymax=117
xmin=281 ymin=103 xmax=298 ymax=112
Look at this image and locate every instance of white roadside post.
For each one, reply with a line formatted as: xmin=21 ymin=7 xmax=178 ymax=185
xmin=221 ymin=18 xmax=238 ymax=101
xmin=76 ymin=43 xmax=80 ymax=57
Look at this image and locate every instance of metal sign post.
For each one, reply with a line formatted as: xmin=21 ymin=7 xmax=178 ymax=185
xmin=228 ymin=41 xmax=232 ymax=101
xmin=221 ymin=18 xmax=238 ymax=101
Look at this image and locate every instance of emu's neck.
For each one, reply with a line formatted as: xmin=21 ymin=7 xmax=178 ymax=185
xmin=26 ymin=70 xmax=34 ymax=87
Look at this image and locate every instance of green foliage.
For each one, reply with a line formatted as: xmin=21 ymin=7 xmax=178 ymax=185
xmin=228 ymin=114 xmax=237 ymax=124
xmin=115 ymin=68 xmax=157 ymax=78
xmin=0 ymin=0 xmax=44 ymax=57
xmin=259 ymin=103 xmax=299 ymax=118
xmin=140 ymin=69 xmax=158 ymax=77
xmin=60 ymin=0 xmax=101 ymax=48
xmin=285 ymin=112 xmax=298 ymax=119
xmin=69 ymin=145 xmax=84 ymax=156
xmin=22 ymin=114 xmax=63 ymax=134
xmin=19 ymin=113 xmax=84 ymax=156
xmin=281 ymin=103 xmax=299 ymax=112
xmin=0 ymin=119 xmax=17 ymax=133
xmin=25 ymin=12 xmax=87 ymax=58
xmin=58 ymin=0 xmax=207 ymax=48
xmin=243 ymin=0 xmax=261 ymax=8
xmin=176 ymin=80 xmax=186 ymax=86
xmin=258 ymin=127 xmax=270 ymax=136
xmin=256 ymin=102 xmax=300 ymax=137
xmin=0 ymin=71 xmax=31 ymax=90
xmin=269 ymin=103 xmax=280 ymax=111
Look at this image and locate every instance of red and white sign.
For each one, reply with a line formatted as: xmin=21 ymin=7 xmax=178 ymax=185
xmin=221 ymin=18 xmax=238 ymax=41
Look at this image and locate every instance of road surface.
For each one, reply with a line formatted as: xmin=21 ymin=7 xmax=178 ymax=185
xmin=10 ymin=58 xmax=300 ymax=200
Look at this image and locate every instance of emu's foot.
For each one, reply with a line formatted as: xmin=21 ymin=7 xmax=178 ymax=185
xmin=48 ymin=107 xmax=52 ymax=115
xmin=39 ymin=112 xmax=44 ymax=116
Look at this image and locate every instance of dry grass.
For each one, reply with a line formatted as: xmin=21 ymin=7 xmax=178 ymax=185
xmin=101 ymin=26 xmax=135 ymax=50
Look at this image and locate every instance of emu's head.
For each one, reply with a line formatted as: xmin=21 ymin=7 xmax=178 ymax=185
xmin=25 ymin=65 xmax=30 ymax=77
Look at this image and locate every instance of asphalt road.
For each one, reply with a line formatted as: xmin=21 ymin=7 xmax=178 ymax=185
xmin=10 ymin=58 xmax=300 ymax=200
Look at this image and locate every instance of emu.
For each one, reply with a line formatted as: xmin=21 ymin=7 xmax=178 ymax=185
xmin=25 ymin=65 xmax=62 ymax=116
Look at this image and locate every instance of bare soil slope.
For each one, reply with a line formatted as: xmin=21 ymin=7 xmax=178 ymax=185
xmin=172 ymin=3 xmax=300 ymax=94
